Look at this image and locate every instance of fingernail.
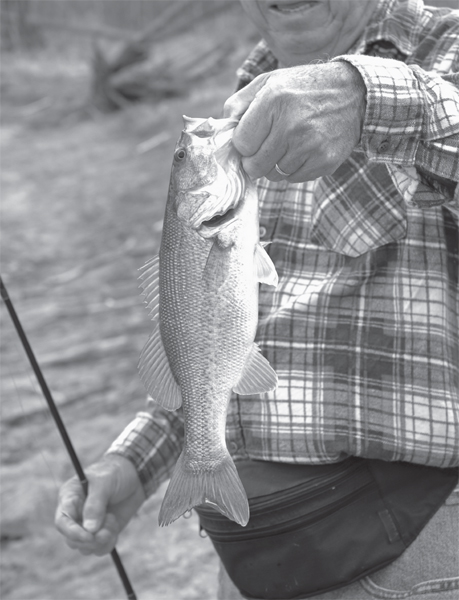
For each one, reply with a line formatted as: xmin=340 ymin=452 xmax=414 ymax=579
xmin=83 ymin=519 xmax=99 ymax=533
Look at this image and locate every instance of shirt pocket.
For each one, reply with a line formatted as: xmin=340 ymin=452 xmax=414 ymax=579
xmin=310 ymin=159 xmax=407 ymax=257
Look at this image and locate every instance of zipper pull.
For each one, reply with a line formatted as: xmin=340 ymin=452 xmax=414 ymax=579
xmin=199 ymin=524 xmax=208 ymax=538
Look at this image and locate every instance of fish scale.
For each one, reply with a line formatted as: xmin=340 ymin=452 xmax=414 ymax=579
xmin=138 ymin=116 xmax=278 ymax=526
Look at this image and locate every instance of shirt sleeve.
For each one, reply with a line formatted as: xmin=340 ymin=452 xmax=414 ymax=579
xmin=104 ymin=401 xmax=184 ymax=499
xmin=333 ymin=55 xmax=459 ymax=212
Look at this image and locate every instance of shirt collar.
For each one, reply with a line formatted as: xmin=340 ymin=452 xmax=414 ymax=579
xmin=237 ymin=0 xmax=424 ymax=84
xmin=363 ymin=0 xmax=424 ymax=58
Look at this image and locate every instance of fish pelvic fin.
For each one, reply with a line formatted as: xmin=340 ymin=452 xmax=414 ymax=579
xmin=158 ymin=451 xmax=249 ymax=527
xmin=255 ymin=243 xmax=278 ymax=287
xmin=233 ymin=343 xmax=278 ymax=396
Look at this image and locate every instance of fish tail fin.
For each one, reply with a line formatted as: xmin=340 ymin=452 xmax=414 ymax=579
xmin=158 ymin=451 xmax=249 ymax=527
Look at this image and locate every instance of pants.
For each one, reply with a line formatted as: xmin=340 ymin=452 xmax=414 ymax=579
xmin=217 ymin=487 xmax=459 ymax=600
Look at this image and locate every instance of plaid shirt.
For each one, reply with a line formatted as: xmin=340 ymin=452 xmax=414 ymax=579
xmin=108 ymin=0 xmax=459 ymax=497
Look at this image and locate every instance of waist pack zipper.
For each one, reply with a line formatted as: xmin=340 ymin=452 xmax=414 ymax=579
xmin=205 ymin=481 xmax=374 ymax=541
xmin=199 ymin=462 xmax=374 ymax=541
xmin=247 ymin=461 xmax=366 ymax=515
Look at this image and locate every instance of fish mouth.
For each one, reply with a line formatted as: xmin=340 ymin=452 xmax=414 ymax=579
xmin=269 ymin=1 xmax=317 ymax=14
xmin=199 ymin=207 xmax=237 ymax=236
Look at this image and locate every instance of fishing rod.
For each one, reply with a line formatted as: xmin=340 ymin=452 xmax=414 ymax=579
xmin=0 ymin=275 xmax=137 ymax=600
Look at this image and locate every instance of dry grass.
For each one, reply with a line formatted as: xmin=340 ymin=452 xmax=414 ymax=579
xmin=0 ymin=10 xmax=257 ymax=599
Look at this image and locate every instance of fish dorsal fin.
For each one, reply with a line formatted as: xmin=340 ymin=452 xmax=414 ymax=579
xmin=139 ymin=256 xmax=160 ymax=321
xmin=233 ymin=343 xmax=277 ymax=395
xmin=255 ymin=243 xmax=278 ymax=287
xmin=138 ymin=322 xmax=182 ymax=411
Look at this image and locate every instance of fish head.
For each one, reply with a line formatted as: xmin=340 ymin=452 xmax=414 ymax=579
xmin=171 ymin=117 xmax=222 ymax=192
xmin=170 ymin=116 xmax=247 ymax=239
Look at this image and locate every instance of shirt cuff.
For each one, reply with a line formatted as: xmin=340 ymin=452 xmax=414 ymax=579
xmin=105 ymin=409 xmax=184 ymax=499
xmin=332 ymin=55 xmax=425 ymax=165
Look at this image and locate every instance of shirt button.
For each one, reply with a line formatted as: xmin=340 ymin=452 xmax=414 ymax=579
xmin=229 ymin=441 xmax=238 ymax=452
xmin=259 ymin=226 xmax=267 ymax=238
xmin=377 ymin=139 xmax=390 ymax=153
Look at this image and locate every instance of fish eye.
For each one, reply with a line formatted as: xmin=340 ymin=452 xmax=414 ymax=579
xmin=174 ymin=148 xmax=187 ymax=161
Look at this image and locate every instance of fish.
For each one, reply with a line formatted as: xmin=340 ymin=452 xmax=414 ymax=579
xmin=138 ymin=116 xmax=278 ymax=527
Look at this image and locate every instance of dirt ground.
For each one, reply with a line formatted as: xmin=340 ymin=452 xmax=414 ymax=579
xmin=0 ymin=11 xmax=257 ymax=600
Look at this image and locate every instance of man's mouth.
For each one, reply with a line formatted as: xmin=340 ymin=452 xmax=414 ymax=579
xmin=269 ymin=1 xmax=316 ymax=14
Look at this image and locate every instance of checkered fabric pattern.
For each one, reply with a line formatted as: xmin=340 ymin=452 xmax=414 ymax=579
xmin=108 ymin=0 xmax=459 ymax=498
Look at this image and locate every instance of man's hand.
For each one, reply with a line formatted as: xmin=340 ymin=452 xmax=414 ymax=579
xmin=54 ymin=454 xmax=146 ymax=556
xmin=224 ymin=62 xmax=366 ymax=183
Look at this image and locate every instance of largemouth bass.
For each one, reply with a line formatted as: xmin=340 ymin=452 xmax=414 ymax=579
xmin=138 ymin=116 xmax=278 ymax=527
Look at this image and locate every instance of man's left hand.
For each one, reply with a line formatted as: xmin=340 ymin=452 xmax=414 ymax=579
xmin=223 ymin=62 xmax=366 ymax=183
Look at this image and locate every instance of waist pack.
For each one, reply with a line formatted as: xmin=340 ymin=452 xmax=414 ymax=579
xmin=196 ymin=457 xmax=458 ymax=600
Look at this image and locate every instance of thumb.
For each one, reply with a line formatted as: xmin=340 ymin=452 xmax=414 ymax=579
xmin=82 ymin=479 xmax=112 ymax=534
xmin=223 ymin=73 xmax=270 ymax=121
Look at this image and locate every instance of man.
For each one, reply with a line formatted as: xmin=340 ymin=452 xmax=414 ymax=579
xmin=56 ymin=0 xmax=459 ymax=598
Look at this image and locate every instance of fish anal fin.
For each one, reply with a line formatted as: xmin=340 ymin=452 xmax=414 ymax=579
xmin=233 ymin=343 xmax=277 ymax=395
xmin=138 ymin=323 xmax=182 ymax=411
xmin=158 ymin=452 xmax=249 ymax=527
xmin=255 ymin=243 xmax=278 ymax=287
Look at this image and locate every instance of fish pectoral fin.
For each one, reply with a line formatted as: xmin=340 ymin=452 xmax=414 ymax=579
xmin=203 ymin=240 xmax=232 ymax=289
xmin=138 ymin=323 xmax=182 ymax=411
xmin=254 ymin=243 xmax=278 ymax=287
xmin=233 ymin=343 xmax=278 ymax=395
xmin=139 ymin=255 xmax=160 ymax=321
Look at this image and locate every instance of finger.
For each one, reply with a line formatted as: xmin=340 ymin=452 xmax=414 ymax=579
xmin=66 ymin=537 xmax=94 ymax=552
xmin=240 ymin=129 xmax=288 ymax=180
xmin=232 ymin=94 xmax=274 ymax=159
xmin=224 ymin=75 xmax=275 ymax=158
xmin=68 ymin=539 xmax=110 ymax=557
xmin=223 ymin=73 xmax=270 ymax=121
xmin=261 ymin=127 xmax=336 ymax=182
xmin=93 ymin=519 xmax=119 ymax=556
xmin=55 ymin=494 xmax=81 ymax=528
xmin=56 ymin=475 xmax=85 ymax=515
xmin=55 ymin=477 xmax=89 ymax=540
xmin=65 ymin=518 xmax=118 ymax=557
xmin=284 ymin=158 xmax=328 ymax=183
xmin=264 ymin=156 xmax=303 ymax=182
xmin=264 ymin=164 xmax=291 ymax=182
xmin=56 ymin=508 xmax=94 ymax=543
xmin=263 ymin=148 xmax=300 ymax=181
xmin=241 ymin=156 xmax=285 ymax=182
xmin=82 ymin=481 xmax=113 ymax=534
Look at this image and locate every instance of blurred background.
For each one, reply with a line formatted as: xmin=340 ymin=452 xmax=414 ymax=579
xmin=0 ymin=1 xmax=456 ymax=599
